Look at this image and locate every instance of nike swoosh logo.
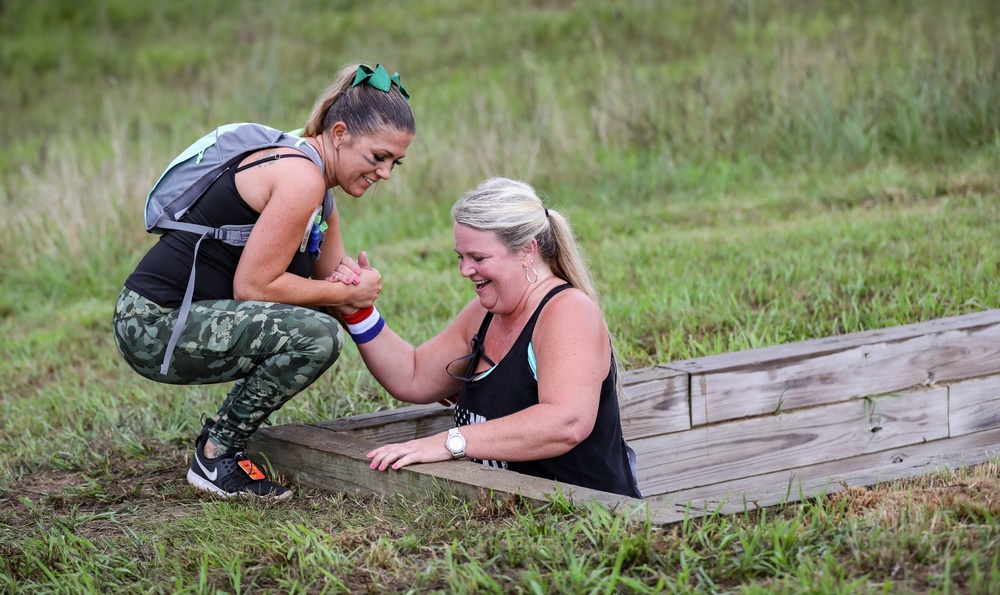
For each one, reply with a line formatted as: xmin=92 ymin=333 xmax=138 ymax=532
xmin=196 ymin=454 xmax=218 ymax=481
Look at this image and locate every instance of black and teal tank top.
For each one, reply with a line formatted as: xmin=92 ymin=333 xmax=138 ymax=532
xmin=453 ymin=284 xmax=642 ymax=499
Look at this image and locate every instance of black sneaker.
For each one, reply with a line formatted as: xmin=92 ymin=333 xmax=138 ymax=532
xmin=187 ymin=431 xmax=292 ymax=500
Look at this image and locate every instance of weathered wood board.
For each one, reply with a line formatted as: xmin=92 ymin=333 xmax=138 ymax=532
xmin=950 ymin=375 xmax=1000 ymax=436
xmin=633 ymin=386 xmax=950 ymax=496
xmin=618 ymin=365 xmax=690 ymax=439
xmin=311 ymin=403 xmax=455 ymax=442
xmin=251 ymin=420 xmax=660 ymax=521
xmin=673 ymin=308 xmax=1000 ymax=425
xmin=657 ymin=427 xmax=1000 ymax=516
xmin=248 ymin=309 xmax=1000 ymax=525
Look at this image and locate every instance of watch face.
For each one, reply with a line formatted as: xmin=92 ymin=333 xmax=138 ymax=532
xmin=447 ymin=436 xmax=463 ymax=451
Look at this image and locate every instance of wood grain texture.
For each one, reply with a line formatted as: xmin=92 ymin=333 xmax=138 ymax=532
xmin=651 ymin=427 xmax=1000 ymax=516
xmin=950 ymin=374 xmax=1000 ymax=436
xmin=246 ymin=310 xmax=1000 ymax=526
xmin=671 ymin=309 xmax=1000 ymax=373
xmin=618 ymin=365 xmax=690 ymax=439
xmin=676 ymin=310 xmax=1000 ymax=425
xmin=312 ymin=404 xmax=455 ymax=442
xmin=633 ymin=387 xmax=949 ymax=496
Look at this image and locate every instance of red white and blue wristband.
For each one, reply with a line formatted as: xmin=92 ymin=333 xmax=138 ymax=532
xmin=343 ymin=306 xmax=385 ymax=343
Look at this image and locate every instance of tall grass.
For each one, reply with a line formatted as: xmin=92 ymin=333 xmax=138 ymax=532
xmin=2 ymin=0 xmax=1000 ymax=592
xmin=3 ymin=1 xmax=999 ymax=351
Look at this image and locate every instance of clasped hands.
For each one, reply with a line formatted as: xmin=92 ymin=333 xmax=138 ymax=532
xmin=326 ymin=251 xmax=381 ymax=311
xmin=327 ymin=250 xmax=457 ymax=434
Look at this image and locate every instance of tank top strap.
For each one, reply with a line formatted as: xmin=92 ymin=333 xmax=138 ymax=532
xmin=511 ymin=283 xmax=573 ymax=345
xmin=478 ymin=283 xmax=573 ymax=343
xmin=524 ymin=283 xmax=573 ymax=330
xmin=464 ymin=283 xmax=572 ymax=376
xmin=235 ymin=151 xmax=314 ymax=173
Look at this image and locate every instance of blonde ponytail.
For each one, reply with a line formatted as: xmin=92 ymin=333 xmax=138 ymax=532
xmin=452 ymin=177 xmax=621 ymax=381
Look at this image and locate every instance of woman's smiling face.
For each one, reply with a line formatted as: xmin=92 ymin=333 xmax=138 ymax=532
xmin=454 ymin=223 xmax=529 ymax=314
xmin=334 ymin=126 xmax=413 ymax=197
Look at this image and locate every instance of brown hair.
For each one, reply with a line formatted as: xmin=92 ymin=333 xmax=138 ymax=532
xmin=303 ymin=63 xmax=415 ymax=138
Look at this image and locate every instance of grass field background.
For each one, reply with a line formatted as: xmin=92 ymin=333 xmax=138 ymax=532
xmin=2 ymin=1 xmax=999 ymax=592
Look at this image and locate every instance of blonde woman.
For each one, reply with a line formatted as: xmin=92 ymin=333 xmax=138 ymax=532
xmin=344 ymin=177 xmax=641 ymax=498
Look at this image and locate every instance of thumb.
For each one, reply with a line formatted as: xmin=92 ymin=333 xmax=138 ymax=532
xmin=358 ymin=251 xmax=370 ymax=269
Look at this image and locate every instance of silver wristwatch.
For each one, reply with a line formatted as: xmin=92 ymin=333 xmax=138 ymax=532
xmin=445 ymin=427 xmax=466 ymax=459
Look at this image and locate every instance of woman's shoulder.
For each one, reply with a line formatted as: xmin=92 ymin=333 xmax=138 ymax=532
xmin=536 ymin=285 xmax=607 ymax=337
xmin=545 ymin=284 xmax=601 ymax=314
xmin=449 ymin=297 xmax=490 ymax=336
xmin=237 ymin=149 xmax=326 ymax=212
xmin=531 ymin=284 xmax=611 ymax=366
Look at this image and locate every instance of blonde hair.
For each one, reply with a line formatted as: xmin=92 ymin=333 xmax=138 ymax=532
xmin=303 ymin=63 xmax=415 ymax=138
xmin=452 ymin=177 xmax=600 ymax=302
xmin=452 ymin=177 xmax=621 ymax=380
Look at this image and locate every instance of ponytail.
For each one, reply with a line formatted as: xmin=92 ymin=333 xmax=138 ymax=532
xmin=452 ymin=177 xmax=621 ymax=382
xmin=303 ymin=63 xmax=414 ymax=138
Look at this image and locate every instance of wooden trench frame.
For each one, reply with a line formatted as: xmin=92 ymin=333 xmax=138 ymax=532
xmin=247 ymin=309 xmax=1000 ymax=526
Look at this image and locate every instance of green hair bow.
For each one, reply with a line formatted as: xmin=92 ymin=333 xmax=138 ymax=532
xmin=352 ymin=64 xmax=409 ymax=101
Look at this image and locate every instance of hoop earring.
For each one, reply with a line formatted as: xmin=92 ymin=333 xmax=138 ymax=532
xmin=524 ymin=266 xmax=538 ymax=283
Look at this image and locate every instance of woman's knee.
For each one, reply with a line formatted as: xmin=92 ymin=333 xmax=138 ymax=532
xmin=316 ymin=316 xmax=345 ymax=367
xmin=112 ymin=316 xmax=167 ymax=380
xmin=288 ymin=310 xmax=344 ymax=368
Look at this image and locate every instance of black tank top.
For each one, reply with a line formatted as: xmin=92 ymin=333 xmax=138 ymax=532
xmin=453 ymin=284 xmax=642 ymax=498
xmin=124 ymin=152 xmax=318 ymax=307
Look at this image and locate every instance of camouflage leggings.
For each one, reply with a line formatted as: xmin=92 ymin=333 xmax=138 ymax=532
xmin=112 ymin=288 xmax=343 ymax=452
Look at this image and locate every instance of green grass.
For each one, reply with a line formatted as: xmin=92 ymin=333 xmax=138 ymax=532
xmin=2 ymin=0 xmax=1000 ymax=592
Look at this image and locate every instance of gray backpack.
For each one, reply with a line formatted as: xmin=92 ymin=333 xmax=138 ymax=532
xmin=145 ymin=123 xmax=333 ymax=374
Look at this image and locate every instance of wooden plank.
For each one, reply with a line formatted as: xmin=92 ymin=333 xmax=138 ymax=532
xmin=306 ymin=366 xmax=690 ymax=444
xmin=670 ymin=310 xmax=1000 ymax=425
xmin=672 ymin=309 xmax=1000 ymax=373
xmin=248 ymin=423 xmax=1000 ymax=527
xmin=312 ymin=403 xmax=449 ymax=432
xmin=650 ymin=427 xmax=1000 ymax=516
xmin=618 ymin=365 xmax=690 ymax=440
xmin=633 ymin=388 xmax=949 ymax=497
xmin=950 ymin=374 xmax=1000 ymax=436
xmin=311 ymin=404 xmax=455 ymax=443
xmin=245 ymin=310 xmax=1000 ymax=525
xmin=247 ymin=422 xmax=662 ymax=520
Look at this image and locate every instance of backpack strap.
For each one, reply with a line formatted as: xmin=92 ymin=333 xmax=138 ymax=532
xmin=235 ymin=152 xmax=313 ymax=173
xmin=160 ymin=224 xmax=258 ymax=373
xmin=160 ymin=229 xmax=214 ymax=374
xmin=158 ymin=151 xmax=317 ymax=243
xmin=155 ymin=220 xmax=254 ymax=245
